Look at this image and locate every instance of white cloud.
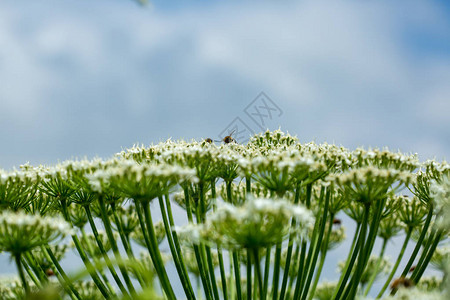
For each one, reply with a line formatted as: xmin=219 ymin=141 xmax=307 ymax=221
xmin=0 ymin=0 xmax=449 ymax=169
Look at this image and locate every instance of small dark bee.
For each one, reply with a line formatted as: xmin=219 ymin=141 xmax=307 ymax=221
xmin=390 ymin=277 xmax=414 ymax=290
xmin=204 ymin=138 xmax=213 ymax=143
xmin=45 ymin=268 xmax=55 ymax=277
xmin=333 ymin=218 xmax=342 ymax=226
xmin=409 ymin=265 xmax=416 ymax=273
xmin=222 ymin=130 xmax=236 ymax=144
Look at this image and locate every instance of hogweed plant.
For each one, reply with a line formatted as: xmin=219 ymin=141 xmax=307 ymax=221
xmin=0 ymin=129 xmax=449 ymax=300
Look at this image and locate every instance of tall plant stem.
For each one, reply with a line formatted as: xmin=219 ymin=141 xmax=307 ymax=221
xmin=307 ymin=213 xmax=335 ymax=300
xmin=253 ymin=248 xmax=264 ymax=300
xmin=15 ymin=253 xmax=30 ymax=297
xmin=271 ymin=243 xmax=282 ymax=300
xmin=84 ymin=205 xmax=129 ymax=296
xmin=364 ymin=238 xmax=388 ymax=296
xmin=135 ymin=200 xmax=176 ymax=300
xmin=98 ymin=196 xmax=136 ymax=296
xmin=377 ymin=227 xmax=412 ymax=298
xmin=233 ymin=251 xmax=243 ymax=300
xmin=332 ymin=204 xmax=369 ymax=300
xmin=247 ymin=249 xmax=252 ymax=300
xmin=158 ymin=196 xmax=196 ymax=300
xmin=262 ymin=247 xmax=271 ymax=299
xmin=399 ymin=205 xmax=433 ymax=278
xmin=411 ymin=229 xmax=443 ymax=283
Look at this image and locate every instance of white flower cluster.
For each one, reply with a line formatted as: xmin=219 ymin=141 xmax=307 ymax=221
xmin=0 ymin=211 xmax=73 ymax=254
xmin=177 ymin=197 xmax=314 ymax=249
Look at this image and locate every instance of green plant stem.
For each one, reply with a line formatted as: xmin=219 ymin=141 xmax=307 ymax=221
xmin=84 ymin=205 xmax=129 ymax=296
xmin=206 ymin=245 xmax=220 ymax=300
xmin=233 ymin=251 xmax=243 ymax=300
xmin=376 ymin=227 xmax=412 ymax=299
xmin=278 ymin=182 xmax=302 ymax=300
xmin=253 ymin=248 xmax=264 ymax=300
xmin=98 ymin=197 xmax=137 ymax=296
xmin=300 ymin=188 xmax=330 ymax=300
xmin=247 ymin=250 xmax=252 ymax=300
xmin=263 ymin=247 xmax=271 ymax=299
xmin=135 ymin=200 xmax=176 ymax=300
xmin=399 ymin=205 xmax=433 ymax=278
xmin=364 ymin=238 xmax=388 ymax=296
xmin=271 ymin=243 xmax=282 ymax=300
xmin=15 ymin=253 xmax=30 ymax=297
xmin=158 ymin=196 xmax=196 ymax=300
xmin=42 ymin=246 xmax=82 ymax=299
xmin=307 ymin=213 xmax=335 ymax=300
xmin=218 ymin=249 xmax=228 ymax=300
xmin=332 ymin=204 xmax=369 ymax=300
xmin=411 ymin=229 xmax=443 ymax=283
xmin=23 ymin=252 xmax=47 ymax=284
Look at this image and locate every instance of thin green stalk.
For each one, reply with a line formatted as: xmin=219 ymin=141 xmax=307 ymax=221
xmin=400 ymin=205 xmax=434 ymax=278
xmin=15 ymin=253 xmax=30 ymax=297
xmin=300 ymin=188 xmax=330 ymax=300
xmin=84 ymin=205 xmax=129 ymax=296
xmin=411 ymin=230 xmax=443 ymax=283
xmin=233 ymin=251 xmax=243 ymax=300
xmin=278 ymin=182 xmax=301 ymax=300
xmin=286 ymin=243 xmax=301 ymax=298
xmin=218 ymin=249 xmax=228 ymax=300
xmin=98 ymin=197 xmax=136 ymax=296
xmin=164 ymin=195 xmax=196 ymax=299
xmin=364 ymin=238 xmax=388 ymax=296
xmin=376 ymin=227 xmax=412 ymax=298
xmin=271 ymin=243 xmax=282 ymax=300
xmin=135 ymin=200 xmax=176 ymax=300
xmin=262 ymin=247 xmax=271 ymax=299
xmin=42 ymin=246 xmax=82 ymax=299
xmin=332 ymin=204 xmax=369 ymax=300
xmin=253 ymin=248 xmax=264 ymax=300
xmin=206 ymin=245 xmax=220 ymax=300
xmin=158 ymin=196 xmax=196 ymax=300
xmin=307 ymin=213 xmax=335 ymax=300
xmin=23 ymin=252 xmax=47 ymax=284
xmin=247 ymin=250 xmax=252 ymax=300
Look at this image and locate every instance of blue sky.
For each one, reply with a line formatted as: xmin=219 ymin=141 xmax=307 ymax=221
xmin=0 ymin=0 xmax=449 ymax=170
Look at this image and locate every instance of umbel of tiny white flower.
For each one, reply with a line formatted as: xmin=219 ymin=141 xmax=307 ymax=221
xmin=88 ymin=159 xmax=198 ymax=201
xmin=178 ymin=196 xmax=314 ymax=249
xmin=0 ymin=211 xmax=73 ymax=255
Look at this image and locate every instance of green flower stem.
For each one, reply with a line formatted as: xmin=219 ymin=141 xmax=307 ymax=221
xmin=193 ymin=205 xmax=215 ymax=300
xmin=247 ymin=250 xmax=252 ymax=300
xmin=332 ymin=204 xmax=369 ymax=300
xmin=59 ymin=198 xmax=111 ymax=298
xmin=165 ymin=194 xmax=196 ymax=298
xmin=278 ymin=182 xmax=302 ymax=300
xmin=20 ymin=256 xmax=40 ymax=288
xmin=218 ymin=249 xmax=228 ymax=300
xmin=23 ymin=252 xmax=47 ymax=284
xmin=286 ymin=243 xmax=301 ymax=298
xmin=364 ymin=238 xmax=388 ymax=296
xmin=183 ymin=185 xmax=195 ymax=223
xmin=205 ymin=245 xmax=220 ymax=300
xmin=300 ymin=188 xmax=330 ymax=300
xmin=253 ymin=248 xmax=264 ymax=300
xmin=246 ymin=176 xmax=251 ymax=194
xmin=158 ymin=196 xmax=196 ymax=300
xmin=376 ymin=227 xmax=412 ymax=299
xmin=98 ymin=196 xmax=136 ymax=296
xmin=233 ymin=251 xmax=243 ymax=300
xmin=41 ymin=246 xmax=82 ymax=300
xmin=399 ymin=205 xmax=434 ymax=278
xmin=211 ymin=179 xmax=228 ymax=300
xmin=110 ymin=207 xmax=146 ymax=287
xmin=411 ymin=229 xmax=443 ymax=283
xmin=71 ymin=234 xmax=112 ymax=298
xmin=262 ymin=247 xmax=271 ymax=299
xmin=346 ymin=199 xmax=385 ymax=300
xmin=135 ymin=200 xmax=176 ymax=300
xmin=271 ymin=243 xmax=282 ymax=300
xmin=15 ymin=253 xmax=30 ymax=297
xmin=307 ymin=213 xmax=335 ymax=300
xmin=84 ymin=205 xmax=129 ymax=296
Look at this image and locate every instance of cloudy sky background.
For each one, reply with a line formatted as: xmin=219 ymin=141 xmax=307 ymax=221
xmin=0 ymin=0 xmax=449 ymax=294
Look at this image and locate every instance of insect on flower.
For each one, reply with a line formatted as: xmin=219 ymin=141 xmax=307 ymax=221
xmin=333 ymin=218 xmax=342 ymax=226
xmin=390 ymin=276 xmax=414 ymax=290
xmin=215 ymin=129 xmax=237 ymax=144
xmin=204 ymin=138 xmax=213 ymax=143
